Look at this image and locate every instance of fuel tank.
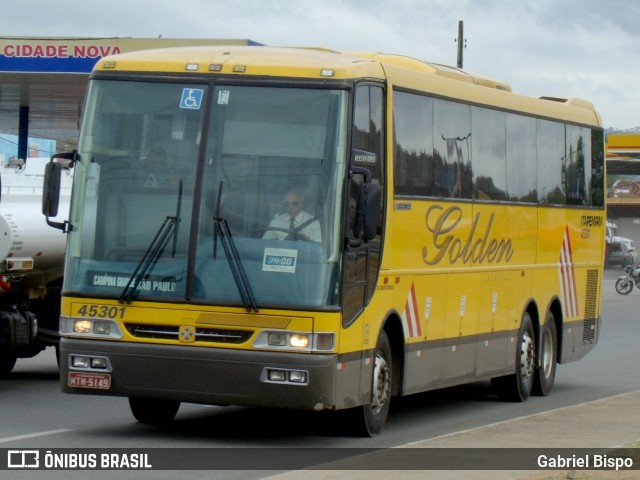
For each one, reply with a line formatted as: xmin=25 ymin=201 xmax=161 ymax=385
xmin=0 ymin=158 xmax=72 ymax=273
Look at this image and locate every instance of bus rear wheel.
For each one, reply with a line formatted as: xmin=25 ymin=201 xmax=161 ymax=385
xmin=347 ymin=330 xmax=392 ymax=437
xmin=532 ymin=311 xmax=557 ymax=396
xmin=129 ymin=397 xmax=180 ymax=425
xmin=492 ymin=312 xmax=535 ymax=402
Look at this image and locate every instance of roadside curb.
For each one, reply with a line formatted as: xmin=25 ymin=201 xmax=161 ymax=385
xmin=266 ymin=390 xmax=640 ymax=480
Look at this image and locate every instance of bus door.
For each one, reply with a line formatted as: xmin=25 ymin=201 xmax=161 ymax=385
xmin=340 ymin=84 xmax=385 ymax=407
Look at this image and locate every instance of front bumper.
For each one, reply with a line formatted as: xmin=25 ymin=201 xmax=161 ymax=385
xmin=60 ymin=337 xmax=339 ymax=411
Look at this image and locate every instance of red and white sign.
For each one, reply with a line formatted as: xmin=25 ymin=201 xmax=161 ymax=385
xmin=401 ymin=282 xmax=423 ymax=338
xmin=558 ymin=227 xmax=579 ymax=318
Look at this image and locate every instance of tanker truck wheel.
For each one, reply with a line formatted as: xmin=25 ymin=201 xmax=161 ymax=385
xmin=0 ymin=353 xmax=17 ymax=377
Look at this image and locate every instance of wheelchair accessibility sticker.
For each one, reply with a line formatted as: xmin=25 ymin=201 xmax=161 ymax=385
xmin=179 ymin=88 xmax=204 ymax=110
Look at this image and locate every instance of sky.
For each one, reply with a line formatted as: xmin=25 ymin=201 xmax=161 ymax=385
xmin=6 ymin=0 xmax=640 ymax=130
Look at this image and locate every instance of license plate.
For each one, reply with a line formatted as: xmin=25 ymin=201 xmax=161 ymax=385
xmin=68 ymin=372 xmax=111 ymax=390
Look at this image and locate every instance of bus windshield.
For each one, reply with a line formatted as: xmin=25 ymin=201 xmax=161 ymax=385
xmin=64 ymin=79 xmax=349 ymax=309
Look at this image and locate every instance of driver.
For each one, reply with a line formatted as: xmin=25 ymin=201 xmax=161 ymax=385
xmin=263 ymin=189 xmax=321 ymax=242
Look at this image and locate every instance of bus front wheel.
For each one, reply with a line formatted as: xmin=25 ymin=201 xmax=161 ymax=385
xmin=348 ymin=330 xmax=392 ymax=437
xmin=129 ymin=397 xmax=180 ymax=425
xmin=492 ymin=312 xmax=535 ymax=402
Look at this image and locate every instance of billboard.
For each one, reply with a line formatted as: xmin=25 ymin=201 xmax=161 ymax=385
xmin=0 ymin=37 xmax=261 ymax=73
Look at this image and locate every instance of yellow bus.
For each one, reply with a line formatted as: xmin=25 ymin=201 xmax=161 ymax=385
xmin=45 ymin=46 xmax=605 ymax=436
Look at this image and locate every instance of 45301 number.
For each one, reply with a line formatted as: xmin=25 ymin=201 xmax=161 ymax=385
xmin=77 ymin=304 xmax=126 ymax=319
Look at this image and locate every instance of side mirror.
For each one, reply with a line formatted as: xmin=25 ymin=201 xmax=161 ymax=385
xmin=42 ymin=161 xmax=62 ymax=218
xmin=42 ymin=151 xmax=77 ymax=232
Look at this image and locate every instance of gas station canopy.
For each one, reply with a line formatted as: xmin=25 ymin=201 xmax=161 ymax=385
xmin=0 ymin=37 xmax=260 ymax=156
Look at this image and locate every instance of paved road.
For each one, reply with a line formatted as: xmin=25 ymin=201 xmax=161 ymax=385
xmin=2 ymin=267 xmax=638 ymax=479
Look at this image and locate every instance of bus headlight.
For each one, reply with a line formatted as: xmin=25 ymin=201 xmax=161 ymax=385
xmin=254 ymin=331 xmax=334 ymax=352
xmin=73 ymin=320 xmax=92 ymax=334
xmin=262 ymin=368 xmax=309 ymax=385
xmin=71 ymin=355 xmax=90 ymax=368
xmin=289 ymin=334 xmax=309 ymax=348
xmin=288 ymin=370 xmax=307 ymax=383
xmin=93 ymin=321 xmax=112 ymax=335
xmin=267 ymin=332 xmax=287 ymax=346
xmin=70 ymin=355 xmax=111 ymax=371
xmin=60 ymin=316 xmax=123 ymax=339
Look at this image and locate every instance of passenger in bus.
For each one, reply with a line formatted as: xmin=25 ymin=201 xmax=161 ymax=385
xmin=263 ymin=189 xmax=321 ymax=242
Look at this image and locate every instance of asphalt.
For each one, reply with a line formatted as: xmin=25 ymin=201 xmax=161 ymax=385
xmin=267 ymin=269 xmax=640 ymax=480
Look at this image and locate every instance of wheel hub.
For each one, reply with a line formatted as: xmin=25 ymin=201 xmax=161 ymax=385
xmin=371 ymin=353 xmax=391 ymax=414
xmin=520 ymin=332 xmax=535 ymax=379
xmin=540 ymin=330 xmax=553 ymax=376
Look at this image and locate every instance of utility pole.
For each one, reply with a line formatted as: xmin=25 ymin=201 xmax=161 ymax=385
xmin=456 ymin=20 xmax=465 ymax=68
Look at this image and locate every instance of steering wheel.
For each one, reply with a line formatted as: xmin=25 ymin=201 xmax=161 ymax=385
xmin=259 ymin=215 xmax=321 ymax=241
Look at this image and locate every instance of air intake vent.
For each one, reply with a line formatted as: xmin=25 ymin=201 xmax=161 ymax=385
xmin=125 ymin=324 xmax=253 ymax=344
xmin=583 ymin=269 xmax=599 ymax=344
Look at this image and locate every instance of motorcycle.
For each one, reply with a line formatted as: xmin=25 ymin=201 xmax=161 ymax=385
xmin=615 ymin=264 xmax=640 ymax=295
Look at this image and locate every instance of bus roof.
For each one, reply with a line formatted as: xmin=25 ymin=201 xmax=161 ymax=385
xmin=94 ymin=45 xmax=601 ymax=128
xmin=95 ymin=45 xmax=386 ymax=80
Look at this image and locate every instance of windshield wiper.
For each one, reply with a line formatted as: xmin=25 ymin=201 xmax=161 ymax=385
xmin=212 ymin=181 xmax=259 ymax=313
xmin=171 ymin=180 xmax=183 ymax=257
xmin=119 ymin=181 xmax=182 ymax=304
xmin=118 ymin=215 xmax=177 ymax=304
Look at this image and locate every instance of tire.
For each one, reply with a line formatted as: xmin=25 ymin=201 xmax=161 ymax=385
xmin=347 ymin=330 xmax=392 ymax=437
xmin=532 ymin=311 xmax=557 ymax=396
xmin=615 ymin=277 xmax=633 ymax=295
xmin=129 ymin=397 xmax=180 ymax=425
xmin=0 ymin=353 xmax=17 ymax=377
xmin=492 ymin=312 xmax=535 ymax=402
